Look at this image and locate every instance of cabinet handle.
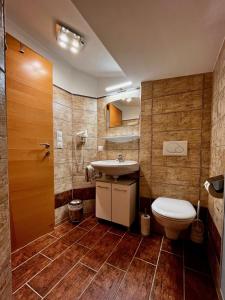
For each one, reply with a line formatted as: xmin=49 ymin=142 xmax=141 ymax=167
xmin=114 ymin=188 xmax=127 ymax=192
xmin=97 ymin=186 xmax=109 ymax=189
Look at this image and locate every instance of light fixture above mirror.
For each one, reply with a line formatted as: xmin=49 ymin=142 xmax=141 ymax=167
xmin=56 ymin=24 xmax=85 ymax=54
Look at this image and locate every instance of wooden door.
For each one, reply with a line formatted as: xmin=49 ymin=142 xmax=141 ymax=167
xmin=6 ymin=34 xmax=54 ymax=250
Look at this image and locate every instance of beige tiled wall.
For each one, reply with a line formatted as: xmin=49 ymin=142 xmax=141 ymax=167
xmin=209 ymin=40 xmax=225 ymax=236
xmin=0 ymin=0 xmax=12 ymax=297
xmin=72 ymin=95 xmax=97 ymax=189
xmin=53 ymin=87 xmax=73 ymax=194
xmin=53 ymin=87 xmax=98 ymax=194
xmin=140 ymin=73 xmax=212 ymax=208
xmin=97 ymin=97 xmax=140 ymax=161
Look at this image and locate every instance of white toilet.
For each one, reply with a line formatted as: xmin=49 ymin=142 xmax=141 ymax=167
xmin=151 ymin=197 xmax=196 ymax=240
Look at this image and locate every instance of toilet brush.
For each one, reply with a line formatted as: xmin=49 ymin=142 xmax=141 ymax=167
xmin=190 ymin=201 xmax=204 ymax=244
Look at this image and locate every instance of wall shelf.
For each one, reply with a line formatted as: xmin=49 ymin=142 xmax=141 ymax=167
xmin=102 ymin=135 xmax=140 ymax=143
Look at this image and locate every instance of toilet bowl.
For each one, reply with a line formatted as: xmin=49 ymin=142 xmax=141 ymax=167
xmin=151 ymin=197 xmax=196 ymax=240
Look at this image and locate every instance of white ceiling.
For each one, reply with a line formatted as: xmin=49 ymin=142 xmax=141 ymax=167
xmin=72 ymin=0 xmax=225 ymax=86
xmin=5 ymin=0 xmax=124 ymax=78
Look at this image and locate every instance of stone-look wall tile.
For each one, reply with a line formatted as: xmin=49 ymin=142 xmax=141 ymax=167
xmin=151 ymin=166 xmax=200 ymax=187
xmin=153 ymin=90 xmax=202 ymax=114
xmin=53 ymin=87 xmax=73 ymax=201
xmin=152 ymin=74 xmax=203 ymax=97
xmin=151 ymin=183 xmax=199 ymax=204
xmin=140 ymin=73 xmax=212 ymax=211
xmin=152 ymin=148 xmax=200 ymax=168
xmin=0 ymin=3 xmax=12 ymax=296
xmin=54 ymin=177 xmax=72 ymax=194
xmin=209 ymin=40 xmax=225 ymax=237
xmin=72 ymin=95 xmax=97 ymax=112
xmin=53 ymin=86 xmax=72 ymax=108
xmin=55 ymin=204 xmax=69 ymax=225
xmin=152 ymin=110 xmax=202 ymax=132
xmin=141 ymin=81 xmax=153 ymax=100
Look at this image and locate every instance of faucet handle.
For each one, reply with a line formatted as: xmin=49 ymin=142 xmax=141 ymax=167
xmin=117 ymin=153 xmax=124 ymax=162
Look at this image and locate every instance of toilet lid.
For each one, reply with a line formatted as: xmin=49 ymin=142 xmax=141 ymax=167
xmin=152 ymin=197 xmax=196 ymax=220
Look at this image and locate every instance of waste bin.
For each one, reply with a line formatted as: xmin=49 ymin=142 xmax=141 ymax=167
xmin=68 ymin=200 xmax=83 ymax=223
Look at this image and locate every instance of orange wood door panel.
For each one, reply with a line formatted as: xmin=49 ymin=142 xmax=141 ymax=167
xmin=6 ymin=34 xmax=54 ymax=251
xmin=108 ymin=103 xmax=122 ymax=127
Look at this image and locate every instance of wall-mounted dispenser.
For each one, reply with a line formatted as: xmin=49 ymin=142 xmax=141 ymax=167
xmin=204 ymin=175 xmax=224 ymax=199
xmin=76 ymin=130 xmax=88 ymax=144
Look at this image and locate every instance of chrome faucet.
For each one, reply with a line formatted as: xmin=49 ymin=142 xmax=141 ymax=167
xmin=117 ymin=154 xmax=124 ymax=162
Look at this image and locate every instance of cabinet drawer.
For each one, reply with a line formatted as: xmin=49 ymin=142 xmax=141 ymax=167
xmin=96 ymin=182 xmax=111 ymax=221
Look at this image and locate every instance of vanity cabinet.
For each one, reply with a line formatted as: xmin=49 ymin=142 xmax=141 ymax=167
xmin=96 ymin=179 xmax=136 ymax=227
xmin=96 ymin=181 xmax=111 ymax=221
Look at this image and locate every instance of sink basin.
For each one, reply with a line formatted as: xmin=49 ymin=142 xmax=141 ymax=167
xmin=91 ymin=160 xmax=139 ymax=177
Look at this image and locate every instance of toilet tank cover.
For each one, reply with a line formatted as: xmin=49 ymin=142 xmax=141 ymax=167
xmin=152 ymin=197 xmax=196 ymax=219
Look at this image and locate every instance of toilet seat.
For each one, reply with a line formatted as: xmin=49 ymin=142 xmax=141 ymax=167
xmin=152 ymin=197 xmax=196 ymax=220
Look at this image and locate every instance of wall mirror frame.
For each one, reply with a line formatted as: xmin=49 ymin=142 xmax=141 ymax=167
xmin=106 ymin=89 xmax=140 ymax=129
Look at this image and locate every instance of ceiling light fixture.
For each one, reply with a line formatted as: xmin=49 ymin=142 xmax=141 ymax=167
xmin=105 ymin=81 xmax=132 ymax=92
xmin=56 ymin=23 xmax=85 ymax=54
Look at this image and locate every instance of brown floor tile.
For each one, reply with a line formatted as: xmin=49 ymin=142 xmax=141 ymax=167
xmin=184 ymin=241 xmax=210 ymax=274
xmin=78 ymin=215 xmax=98 ymax=231
xmin=135 ymin=234 xmax=162 ymax=265
xmin=29 ymin=243 xmax=88 ymax=297
xmin=45 ymin=263 xmax=96 ymax=300
xmin=162 ymin=237 xmax=183 ymax=256
xmin=81 ymin=232 xmax=120 ymax=271
xmin=41 ymin=227 xmax=87 ymax=259
xmin=50 ymin=221 xmax=77 ymax=238
xmin=116 ymin=258 xmax=155 ymax=300
xmin=80 ymin=263 xmax=124 ymax=300
xmin=12 ymin=234 xmax=56 ymax=269
xmin=151 ymin=251 xmax=183 ymax=300
xmin=107 ymin=233 xmax=141 ymax=271
xmin=13 ymin=285 xmax=41 ymax=300
xmin=109 ymin=224 xmax=127 ymax=236
xmin=78 ymin=223 xmax=110 ymax=249
xmin=185 ymin=268 xmax=218 ymax=300
xmin=12 ymin=254 xmax=50 ymax=292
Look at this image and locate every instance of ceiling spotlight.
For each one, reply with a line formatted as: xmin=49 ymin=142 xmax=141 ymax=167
xmin=70 ymin=47 xmax=79 ymax=54
xmin=58 ymin=40 xmax=67 ymax=49
xmin=58 ymin=33 xmax=69 ymax=43
xmin=56 ymin=23 xmax=85 ymax=54
xmin=105 ymin=81 xmax=132 ymax=92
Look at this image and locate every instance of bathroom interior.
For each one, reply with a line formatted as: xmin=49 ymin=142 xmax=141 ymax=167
xmin=1 ymin=0 xmax=225 ymax=299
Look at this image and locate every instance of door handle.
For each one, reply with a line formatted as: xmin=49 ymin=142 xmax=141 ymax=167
xmin=40 ymin=143 xmax=50 ymax=149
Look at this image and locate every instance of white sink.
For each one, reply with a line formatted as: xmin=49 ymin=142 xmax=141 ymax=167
xmin=91 ymin=160 xmax=139 ymax=177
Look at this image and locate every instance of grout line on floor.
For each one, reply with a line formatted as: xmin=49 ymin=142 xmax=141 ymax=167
xmin=184 ymin=266 xmax=211 ymax=277
xmin=12 ymin=252 xmax=51 ymax=272
xmin=77 ymin=231 xmax=126 ymax=299
xmin=12 ymin=217 xmax=93 ymax=270
xmin=135 ymin=256 xmax=157 ymax=267
xmin=106 ymin=262 xmax=126 ymax=273
xmin=11 ymin=232 xmax=55 ymax=255
xmin=161 ymin=249 xmax=183 ymax=257
xmin=182 ymin=240 xmax=185 ymax=300
xmin=112 ymin=236 xmax=144 ymax=299
xmin=80 ymin=261 xmax=98 ymax=273
xmin=149 ymin=235 xmax=164 ymax=299
xmin=26 ymin=283 xmax=43 ymax=299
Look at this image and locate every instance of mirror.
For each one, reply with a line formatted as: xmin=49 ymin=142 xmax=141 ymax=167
xmin=106 ymin=93 xmax=140 ymax=128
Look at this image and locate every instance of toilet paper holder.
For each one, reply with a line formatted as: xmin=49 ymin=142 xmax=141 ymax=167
xmin=204 ymin=175 xmax=224 ymax=199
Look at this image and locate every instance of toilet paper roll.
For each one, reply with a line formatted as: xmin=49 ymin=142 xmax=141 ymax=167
xmin=141 ymin=214 xmax=150 ymax=236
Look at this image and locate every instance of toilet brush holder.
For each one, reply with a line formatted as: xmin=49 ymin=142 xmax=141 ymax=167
xmin=190 ymin=201 xmax=204 ymax=244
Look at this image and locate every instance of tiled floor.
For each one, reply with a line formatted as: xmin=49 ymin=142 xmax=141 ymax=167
xmin=12 ymin=216 xmax=218 ymax=300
